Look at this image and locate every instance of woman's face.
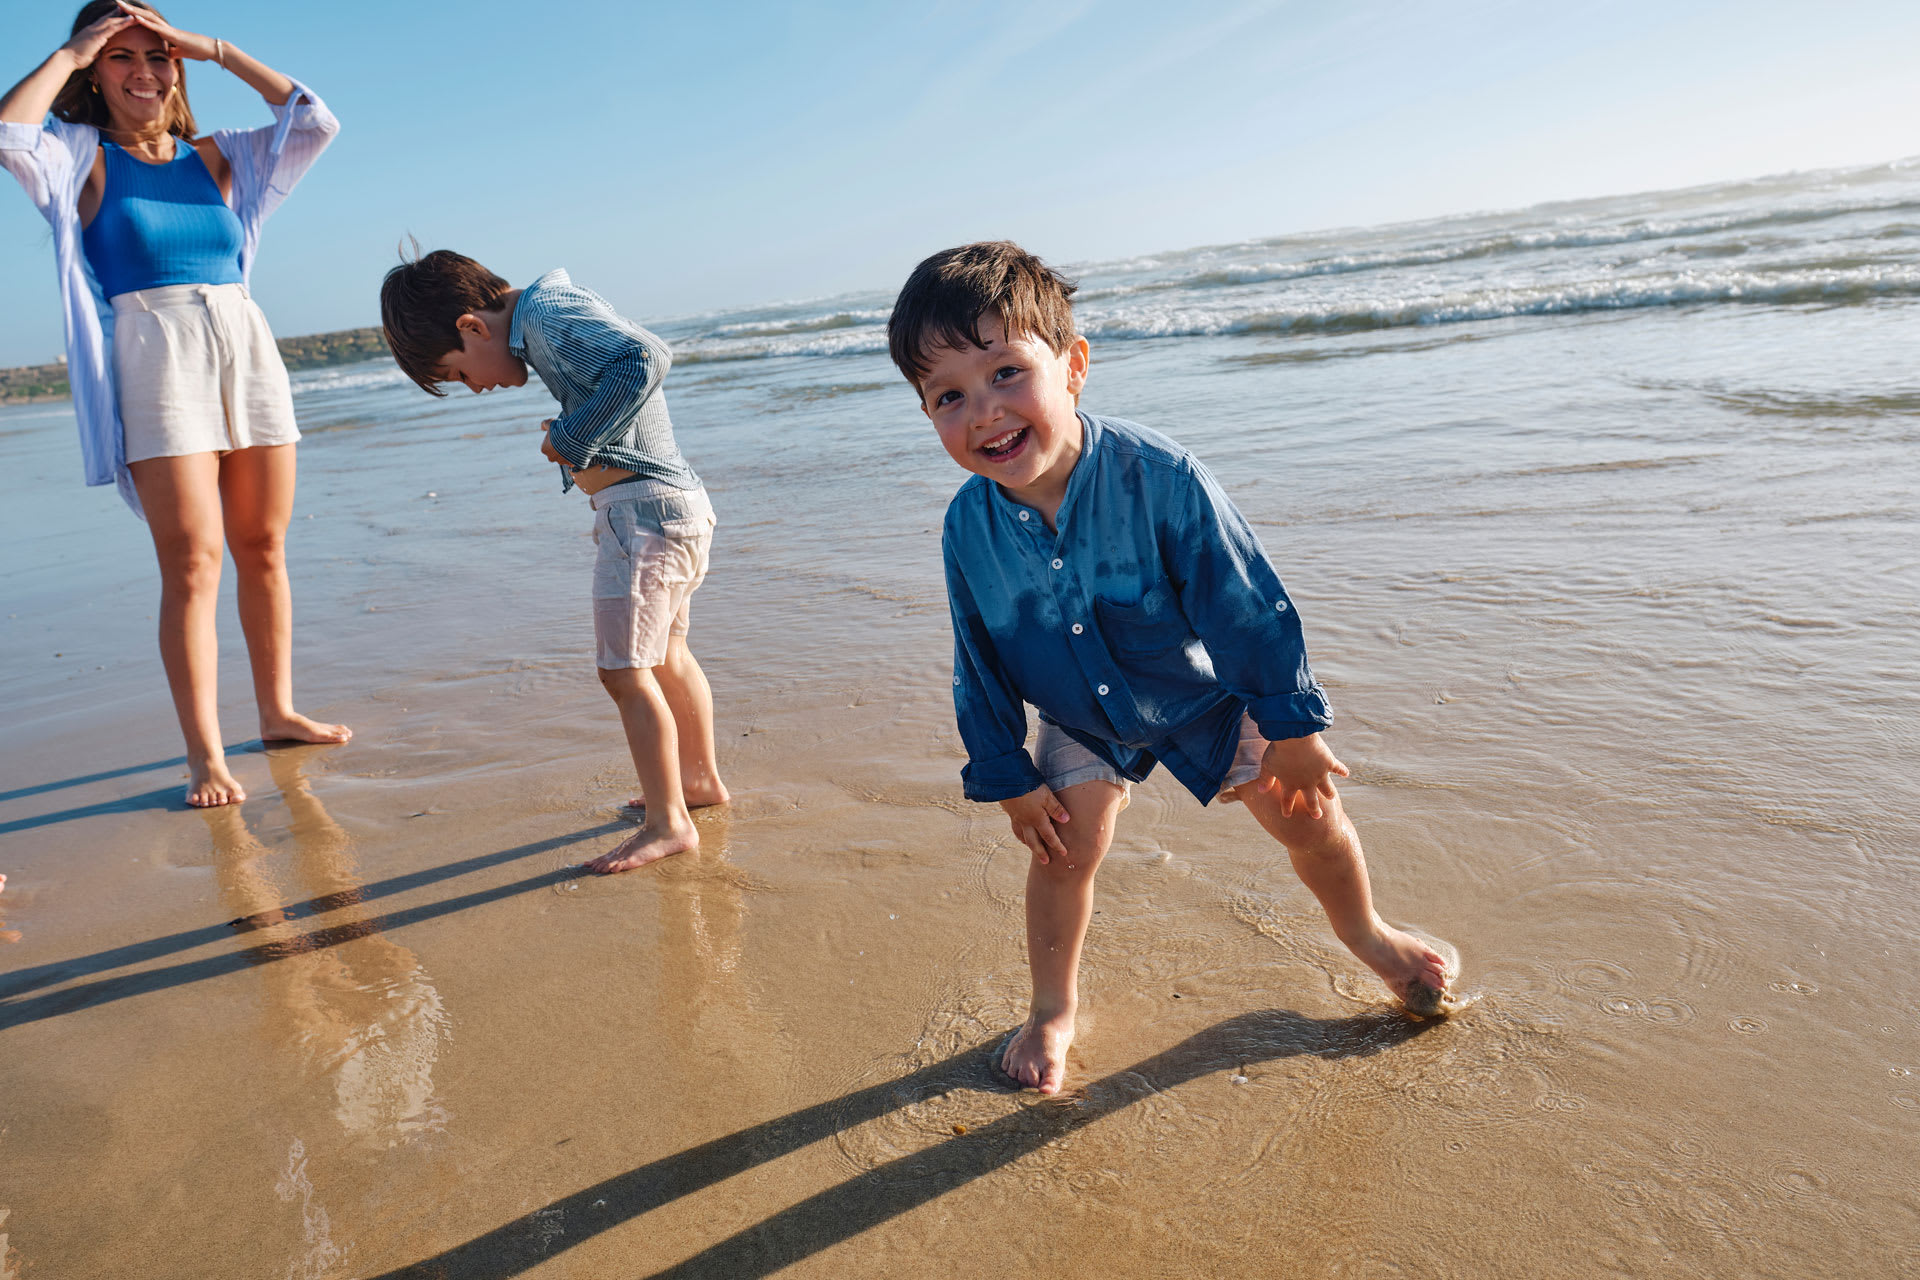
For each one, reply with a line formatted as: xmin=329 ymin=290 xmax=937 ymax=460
xmin=92 ymin=21 xmax=178 ymax=134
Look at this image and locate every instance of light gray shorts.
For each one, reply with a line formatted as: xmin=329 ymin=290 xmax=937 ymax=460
xmin=1034 ymin=713 xmax=1269 ymax=802
xmin=590 ymin=481 xmax=715 ymax=669
xmin=112 ymin=283 xmax=300 ymax=462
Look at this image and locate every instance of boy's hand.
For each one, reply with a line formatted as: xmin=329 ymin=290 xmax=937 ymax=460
xmin=1256 ymin=733 xmax=1350 ymax=820
xmin=538 ymin=420 xmax=563 ymax=464
xmin=1000 ymin=785 xmax=1071 ymax=864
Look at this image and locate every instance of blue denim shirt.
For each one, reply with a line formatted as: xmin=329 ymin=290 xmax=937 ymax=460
xmin=943 ymin=412 xmax=1333 ymax=804
xmin=508 ymin=269 xmax=701 ymax=494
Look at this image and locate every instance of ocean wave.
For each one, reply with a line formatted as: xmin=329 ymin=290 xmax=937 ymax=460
xmin=1074 ymin=199 xmax=1920 ymax=302
xmin=1078 ymin=265 xmax=1920 ymax=339
xmin=667 ymin=263 xmax=1920 ymax=363
xmin=291 ymin=364 xmax=411 ymax=396
xmin=672 ymin=326 xmax=891 ymax=364
xmin=705 ymin=308 xmax=890 ymax=340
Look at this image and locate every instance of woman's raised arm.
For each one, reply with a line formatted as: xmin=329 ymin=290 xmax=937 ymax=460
xmin=0 ymin=8 xmax=135 ymax=123
xmin=120 ymin=4 xmax=296 ymax=107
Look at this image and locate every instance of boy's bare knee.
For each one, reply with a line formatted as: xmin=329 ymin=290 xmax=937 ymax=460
xmin=658 ymin=634 xmax=695 ymax=675
xmin=1032 ymin=847 xmax=1103 ymax=882
xmin=1281 ymin=811 xmax=1357 ymax=859
xmin=598 ymin=665 xmax=654 ymax=698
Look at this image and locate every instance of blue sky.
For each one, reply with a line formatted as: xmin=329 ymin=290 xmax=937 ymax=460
xmin=3 ymin=0 xmax=1919 ymax=365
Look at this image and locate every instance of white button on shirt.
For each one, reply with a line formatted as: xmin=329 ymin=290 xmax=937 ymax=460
xmin=1052 ymin=559 xmax=1064 ymax=570
xmin=1097 ymin=684 xmax=1110 ymax=696
xmin=1071 ymin=623 xmax=1084 ymax=635
xmin=1018 ymin=511 xmax=1031 ymax=522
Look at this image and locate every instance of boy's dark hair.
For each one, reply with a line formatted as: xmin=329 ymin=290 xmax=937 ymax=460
xmin=379 ymin=247 xmax=513 ymax=395
xmin=887 ymin=241 xmax=1078 ymax=391
xmin=54 ymin=2 xmax=197 ymax=139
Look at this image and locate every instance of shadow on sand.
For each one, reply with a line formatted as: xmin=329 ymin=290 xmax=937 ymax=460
xmin=0 ymin=753 xmax=195 ymax=805
xmin=372 ymin=1008 xmax=1435 ymax=1279
xmin=0 ymin=820 xmax=625 ymax=1029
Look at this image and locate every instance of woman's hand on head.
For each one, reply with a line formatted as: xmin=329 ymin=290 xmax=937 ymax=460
xmin=60 ymin=10 xmax=138 ymax=67
xmin=117 ymin=2 xmax=219 ymax=62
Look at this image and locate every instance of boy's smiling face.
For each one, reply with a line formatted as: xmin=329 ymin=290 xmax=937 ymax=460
xmin=434 ymin=311 xmax=529 ymax=393
xmin=919 ymin=311 xmax=1090 ymax=510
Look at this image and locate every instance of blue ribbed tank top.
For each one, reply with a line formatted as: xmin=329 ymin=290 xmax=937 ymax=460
xmin=81 ymin=140 xmax=244 ymax=300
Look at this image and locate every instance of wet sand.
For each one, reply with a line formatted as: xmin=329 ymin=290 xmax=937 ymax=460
xmin=3 ymin=297 xmax=1918 ymax=1276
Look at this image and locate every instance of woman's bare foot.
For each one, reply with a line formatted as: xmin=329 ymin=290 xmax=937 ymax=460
xmin=186 ymin=759 xmax=246 ymax=808
xmin=1000 ymin=1010 xmax=1076 ymax=1094
xmin=260 ymin=712 xmax=353 ymax=745
xmin=623 ymin=780 xmax=731 ymax=813
xmin=585 ymin=820 xmax=699 ymax=875
xmin=1350 ymin=919 xmax=1451 ymax=1011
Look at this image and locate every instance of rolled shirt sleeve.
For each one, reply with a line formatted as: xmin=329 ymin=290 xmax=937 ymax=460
xmin=214 ymin=77 xmax=339 ymax=262
xmin=545 ymin=342 xmax=662 ymax=470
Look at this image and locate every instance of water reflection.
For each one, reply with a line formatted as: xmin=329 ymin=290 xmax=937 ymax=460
xmin=652 ymin=811 xmax=757 ymax=1072
xmin=202 ymin=750 xmax=451 ymax=1146
xmin=0 ymin=872 xmax=18 ymax=945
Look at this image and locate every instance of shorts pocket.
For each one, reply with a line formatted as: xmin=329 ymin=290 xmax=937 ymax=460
xmin=657 ymin=514 xmax=712 ymax=542
xmin=591 ymin=502 xmax=637 ymax=556
xmin=1094 ymin=582 xmax=1196 ymax=658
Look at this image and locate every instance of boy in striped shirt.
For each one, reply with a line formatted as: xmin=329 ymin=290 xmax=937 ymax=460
xmin=381 ymin=250 xmax=728 ymax=873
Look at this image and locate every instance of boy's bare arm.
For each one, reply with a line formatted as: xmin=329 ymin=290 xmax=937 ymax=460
xmin=1000 ymin=785 xmax=1071 ymax=863
xmin=1256 ymin=733 xmax=1350 ymax=820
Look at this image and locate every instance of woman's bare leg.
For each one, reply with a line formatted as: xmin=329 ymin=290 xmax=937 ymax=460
xmin=129 ymin=453 xmax=243 ymax=806
xmin=219 ymin=444 xmax=349 ymax=745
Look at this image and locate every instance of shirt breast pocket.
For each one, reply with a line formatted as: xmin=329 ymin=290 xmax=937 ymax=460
xmin=1094 ymin=582 xmax=1196 ymax=659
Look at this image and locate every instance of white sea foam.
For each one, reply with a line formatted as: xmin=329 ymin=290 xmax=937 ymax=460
xmin=291 ymin=363 xmax=411 ymax=396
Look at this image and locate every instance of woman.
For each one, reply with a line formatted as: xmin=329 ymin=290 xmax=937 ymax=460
xmin=1 ymin=1 xmax=349 ymax=807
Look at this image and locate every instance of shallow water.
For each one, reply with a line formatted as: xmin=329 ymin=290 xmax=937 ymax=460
xmin=2 ymin=161 xmax=1918 ymax=1276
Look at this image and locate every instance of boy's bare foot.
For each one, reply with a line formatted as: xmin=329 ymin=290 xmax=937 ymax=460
xmin=260 ymin=712 xmax=353 ymax=745
xmin=585 ymin=821 xmax=699 ymax=875
xmin=622 ymin=780 xmax=731 ymax=812
xmin=1000 ymin=1010 xmax=1075 ymax=1094
xmin=1350 ymin=919 xmax=1451 ymax=1012
xmin=186 ymin=759 xmax=246 ymax=808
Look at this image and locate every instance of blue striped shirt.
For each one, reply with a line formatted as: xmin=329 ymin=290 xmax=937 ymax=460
xmin=507 ymin=269 xmax=700 ymax=492
xmin=943 ymin=412 xmax=1333 ymax=804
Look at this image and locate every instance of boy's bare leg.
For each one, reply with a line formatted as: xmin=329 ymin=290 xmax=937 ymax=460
xmin=1004 ymin=778 xmax=1129 ymax=1094
xmin=1234 ymin=781 xmax=1447 ymax=1002
xmin=590 ymin=667 xmax=699 ymax=874
xmin=624 ymin=634 xmax=729 ymax=810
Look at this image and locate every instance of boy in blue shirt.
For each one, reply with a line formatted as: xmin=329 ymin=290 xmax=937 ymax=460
xmin=380 ymin=251 xmax=728 ymax=874
xmin=889 ymin=242 xmax=1453 ymax=1094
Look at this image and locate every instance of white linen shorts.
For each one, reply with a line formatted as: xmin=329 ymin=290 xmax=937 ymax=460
xmin=590 ymin=480 xmax=716 ymax=669
xmin=1034 ymin=713 xmax=1269 ymax=802
xmin=111 ymin=282 xmax=300 ymax=463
